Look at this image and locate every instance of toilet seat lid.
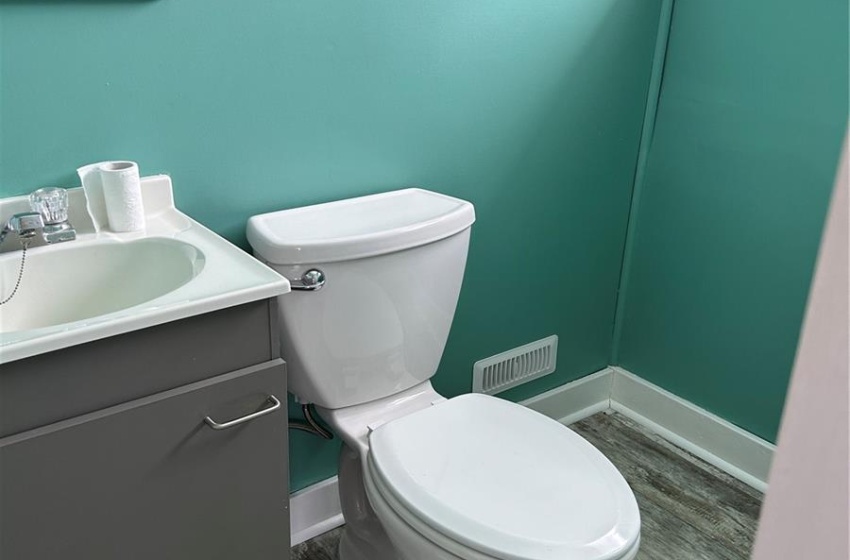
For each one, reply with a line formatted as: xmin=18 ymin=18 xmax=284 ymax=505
xmin=368 ymin=394 xmax=641 ymax=560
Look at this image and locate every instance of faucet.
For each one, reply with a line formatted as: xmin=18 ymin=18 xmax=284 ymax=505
xmin=0 ymin=212 xmax=45 ymax=246
xmin=0 ymin=187 xmax=77 ymax=250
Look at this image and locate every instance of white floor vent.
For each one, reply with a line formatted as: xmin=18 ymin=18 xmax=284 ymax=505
xmin=472 ymin=335 xmax=558 ymax=395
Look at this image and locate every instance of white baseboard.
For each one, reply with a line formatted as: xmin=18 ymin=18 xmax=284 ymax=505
xmin=609 ymin=367 xmax=774 ymax=492
xmin=520 ymin=366 xmax=774 ymax=491
xmin=290 ymin=476 xmax=344 ymax=546
xmin=520 ymin=367 xmax=613 ymax=425
xmin=289 ymin=366 xmax=775 ymax=545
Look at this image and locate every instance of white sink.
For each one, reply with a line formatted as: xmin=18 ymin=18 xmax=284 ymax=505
xmin=0 ymin=238 xmax=204 ymax=333
xmin=0 ymin=175 xmax=290 ymax=363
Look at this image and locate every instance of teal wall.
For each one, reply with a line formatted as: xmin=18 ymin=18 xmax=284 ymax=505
xmin=0 ymin=0 xmax=662 ymax=490
xmin=614 ymin=0 xmax=849 ymax=442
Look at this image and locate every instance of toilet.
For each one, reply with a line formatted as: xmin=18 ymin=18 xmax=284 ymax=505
xmin=247 ymin=189 xmax=641 ymax=560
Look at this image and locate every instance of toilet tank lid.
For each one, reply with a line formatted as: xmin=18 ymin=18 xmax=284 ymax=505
xmin=246 ymin=188 xmax=475 ymax=265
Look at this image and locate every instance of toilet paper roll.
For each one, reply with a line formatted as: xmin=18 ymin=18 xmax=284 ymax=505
xmin=99 ymin=161 xmax=146 ymax=232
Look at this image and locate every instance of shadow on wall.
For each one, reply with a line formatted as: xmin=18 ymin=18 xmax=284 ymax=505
xmin=438 ymin=0 xmax=661 ymax=402
xmin=612 ymin=0 xmax=849 ymax=442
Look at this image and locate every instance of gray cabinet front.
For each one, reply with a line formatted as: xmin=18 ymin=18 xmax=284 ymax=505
xmin=0 ymin=361 xmax=289 ymax=560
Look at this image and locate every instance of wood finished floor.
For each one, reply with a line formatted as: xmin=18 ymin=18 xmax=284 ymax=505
xmin=290 ymin=411 xmax=763 ymax=560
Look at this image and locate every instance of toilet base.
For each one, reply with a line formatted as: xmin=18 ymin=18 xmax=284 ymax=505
xmin=338 ymin=444 xmax=401 ymax=560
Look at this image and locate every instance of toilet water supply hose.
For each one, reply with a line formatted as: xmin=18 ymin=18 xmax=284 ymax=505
xmin=290 ymin=404 xmax=334 ymax=440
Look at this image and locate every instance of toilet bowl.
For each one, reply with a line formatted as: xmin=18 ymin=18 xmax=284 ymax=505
xmin=247 ymin=189 xmax=641 ymax=560
xmin=363 ymin=391 xmax=641 ymax=560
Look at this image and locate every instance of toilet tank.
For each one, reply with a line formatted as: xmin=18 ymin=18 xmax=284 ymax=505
xmin=247 ymin=189 xmax=475 ymax=409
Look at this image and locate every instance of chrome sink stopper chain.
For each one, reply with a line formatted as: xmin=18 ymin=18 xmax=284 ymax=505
xmin=0 ymin=211 xmax=44 ymax=306
xmin=0 ymin=237 xmax=30 ymax=306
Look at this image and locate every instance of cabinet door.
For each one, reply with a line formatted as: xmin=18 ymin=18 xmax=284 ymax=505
xmin=0 ymin=361 xmax=289 ymax=560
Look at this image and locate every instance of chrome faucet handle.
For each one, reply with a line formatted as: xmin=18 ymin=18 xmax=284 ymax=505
xmin=29 ymin=187 xmax=76 ymax=244
xmin=29 ymin=187 xmax=69 ymax=225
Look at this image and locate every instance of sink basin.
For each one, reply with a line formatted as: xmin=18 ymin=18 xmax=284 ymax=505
xmin=0 ymin=238 xmax=205 ymax=333
xmin=0 ymin=175 xmax=290 ymax=363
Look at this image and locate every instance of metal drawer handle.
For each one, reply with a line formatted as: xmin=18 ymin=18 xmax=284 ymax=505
xmin=204 ymin=395 xmax=282 ymax=430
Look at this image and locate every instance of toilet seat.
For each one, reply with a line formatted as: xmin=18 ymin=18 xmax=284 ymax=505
xmin=367 ymin=394 xmax=641 ymax=560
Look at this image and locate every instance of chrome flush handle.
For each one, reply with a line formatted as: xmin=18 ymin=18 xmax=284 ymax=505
xmin=290 ymin=269 xmax=326 ymax=291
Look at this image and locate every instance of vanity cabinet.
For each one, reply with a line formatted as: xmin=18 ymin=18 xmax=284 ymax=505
xmin=0 ymin=300 xmax=290 ymax=560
